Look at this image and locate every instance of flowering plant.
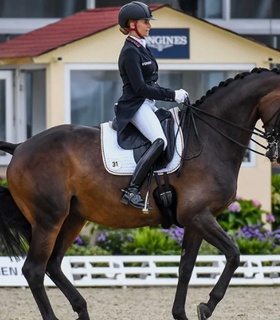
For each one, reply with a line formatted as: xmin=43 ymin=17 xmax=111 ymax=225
xmin=66 ymin=235 xmax=110 ymax=256
xmin=217 ymin=197 xmax=272 ymax=232
xmin=121 ymin=227 xmax=181 ymax=255
xmin=271 ymin=174 xmax=280 ymax=229
xmin=232 ymin=224 xmax=280 ymax=255
xmin=0 ymin=178 xmax=7 ymax=187
xmin=95 ymin=229 xmax=134 ymax=255
xmin=163 ymin=226 xmax=220 ymax=255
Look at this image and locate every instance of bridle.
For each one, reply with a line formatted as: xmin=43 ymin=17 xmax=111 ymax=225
xmin=263 ymin=110 xmax=280 ymax=163
xmin=178 ymin=100 xmax=280 ymax=164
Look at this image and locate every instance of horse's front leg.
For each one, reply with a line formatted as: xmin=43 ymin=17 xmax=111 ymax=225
xmin=190 ymin=211 xmax=240 ymax=319
xmin=172 ymin=227 xmax=203 ymax=320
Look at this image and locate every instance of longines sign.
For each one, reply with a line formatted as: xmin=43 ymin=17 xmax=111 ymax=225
xmin=147 ymin=28 xmax=189 ymax=59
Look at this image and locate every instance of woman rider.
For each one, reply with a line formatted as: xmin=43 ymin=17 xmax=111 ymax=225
xmin=116 ymin=1 xmax=188 ymax=209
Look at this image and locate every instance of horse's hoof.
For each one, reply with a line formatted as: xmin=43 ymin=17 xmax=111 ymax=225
xmin=173 ymin=316 xmax=189 ymax=320
xmin=197 ymin=303 xmax=212 ymax=320
xmin=172 ymin=311 xmax=189 ymax=320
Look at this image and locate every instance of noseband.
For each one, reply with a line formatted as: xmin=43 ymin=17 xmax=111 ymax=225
xmin=264 ymin=111 xmax=280 ymax=163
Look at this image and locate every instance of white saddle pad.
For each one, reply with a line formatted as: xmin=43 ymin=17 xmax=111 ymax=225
xmin=100 ymin=107 xmax=184 ymax=175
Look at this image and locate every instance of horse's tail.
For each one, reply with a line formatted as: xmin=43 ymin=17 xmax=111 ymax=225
xmin=0 ymin=186 xmax=32 ymax=257
xmin=0 ymin=141 xmax=21 ymax=155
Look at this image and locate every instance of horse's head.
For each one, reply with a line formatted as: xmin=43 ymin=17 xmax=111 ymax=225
xmin=259 ymin=91 xmax=280 ymax=163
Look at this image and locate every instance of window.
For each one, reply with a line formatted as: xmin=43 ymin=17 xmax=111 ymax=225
xmin=70 ymin=70 xmax=183 ymax=124
xmin=0 ymin=71 xmax=13 ymax=164
xmin=198 ymin=0 xmax=223 ymax=19
xmin=0 ymin=79 xmax=6 ymax=148
xmin=69 ymin=67 xmax=253 ymax=165
xmin=244 ymin=34 xmax=280 ymax=51
xmin=0 ymin=34 xmax=19 ymax=44
xmin=25 ymin=70 xmax=46 ymax=138
xmin=231 ymin=0 xmax=280 ymax=19
xmin=95 ymin=0 xmax=180 ymax=8
xmin=70 ymin=70 xmax=120 ymax=126
xmin=0 ymin=0 xmax=86 ymax=18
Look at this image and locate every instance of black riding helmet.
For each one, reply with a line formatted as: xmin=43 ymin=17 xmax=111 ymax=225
xmin=118 ymin=1 xmax=155 ymax=28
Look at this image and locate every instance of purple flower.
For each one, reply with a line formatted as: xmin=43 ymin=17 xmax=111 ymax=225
xmin=266 ymin=213 xmax=275 ymax=223
xmin=252 ymin=199 xmax=261 ymax=207
xmin=163 ymin=226 xmax=184 ymax=246
xmin=96 ymin=233 xmax=107 ymax=243
xmin=228 ymin=201 xmax=241 ymax=212
xmin=74 ymin=236 xmax=83 ymax=246
xmin=237 ymin=224 xmax=273 ymax=242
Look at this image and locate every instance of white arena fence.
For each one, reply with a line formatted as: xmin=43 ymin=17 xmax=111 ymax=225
xmin=1 ymin=255 xmax=280 ymax=287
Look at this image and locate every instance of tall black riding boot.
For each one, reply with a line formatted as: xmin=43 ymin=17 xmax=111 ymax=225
xmin=120 ymin=138 xmax=165 ymax=209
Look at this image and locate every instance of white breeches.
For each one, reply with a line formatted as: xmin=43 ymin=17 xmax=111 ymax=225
xmin=131 ymin=99 xmax=168 ymax=150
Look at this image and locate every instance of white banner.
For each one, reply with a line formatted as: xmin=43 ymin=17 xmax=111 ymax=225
xmin=0 ymin=256 xmax=73 ymax=286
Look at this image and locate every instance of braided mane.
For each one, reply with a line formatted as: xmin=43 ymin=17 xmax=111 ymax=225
xmin=194 ymin=67 xmax=280 ymax=106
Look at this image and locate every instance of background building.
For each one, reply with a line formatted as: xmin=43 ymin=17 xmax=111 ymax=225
xmin=0 ymin=1 xmax=279 ymax=211
xmin=1 ymin=0 xmax=280 ymax=51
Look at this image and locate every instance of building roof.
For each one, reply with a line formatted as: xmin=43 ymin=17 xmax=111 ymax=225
xmin=0 ymin=4 xmax=279 ymax=60
xmin=0 ymin=4 xmax=164 ymax=59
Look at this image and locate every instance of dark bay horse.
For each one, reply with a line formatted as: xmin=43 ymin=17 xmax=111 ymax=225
xmin=1 ymin=67 xmax=280 ymax=320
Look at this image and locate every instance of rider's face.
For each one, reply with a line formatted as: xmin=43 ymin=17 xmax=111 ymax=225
xmin=129 ymin=19 xmax=151 ymax=38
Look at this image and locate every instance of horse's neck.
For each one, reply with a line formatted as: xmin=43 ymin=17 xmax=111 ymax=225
xmin=224 ymin=73 xmax=279 ymax=123
xmin=212 ymin=89 xmax=257 ymax=127
xmin=191 ymin=75 xmax=272 ymax=163
xmin=180 ymin=70 xmax=280 ymax=178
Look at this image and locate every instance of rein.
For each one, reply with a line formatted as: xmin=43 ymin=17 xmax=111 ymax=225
xmin=176 ymin=102 xmax=202 ymax=176
xmin=179 ymin=102 xmax=272 ymax=160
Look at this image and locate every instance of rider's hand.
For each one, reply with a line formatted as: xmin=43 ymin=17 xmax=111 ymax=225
xmin=174 ymin=89 xmax=189 ymax=104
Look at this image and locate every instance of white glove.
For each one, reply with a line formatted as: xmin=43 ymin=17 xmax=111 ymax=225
xmin=174 ymin=89 xmax=189 ymax=104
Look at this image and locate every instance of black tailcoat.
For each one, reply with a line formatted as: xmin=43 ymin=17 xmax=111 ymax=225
xmin=115 ymin=36 xmax=175 ymax=149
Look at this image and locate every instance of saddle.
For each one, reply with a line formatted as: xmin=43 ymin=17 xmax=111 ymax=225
xmin=112 ymin=108 xmax=176 ymax=170
xmin=111 ymin=108 xmax=181 ymax=229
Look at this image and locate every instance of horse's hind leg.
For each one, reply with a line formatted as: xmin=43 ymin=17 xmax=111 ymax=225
xmin=189 ymin=212 xmax=240 ymax=319
xmin=22 ymin=220 xmax=66 ymax=320
xmin=46 ymin=213 xmax=90 ymax=320
xmin=172 ymin=227 xmax=203 ymax=320
xmin=15 ymin=185 xmax=74 ymax=320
